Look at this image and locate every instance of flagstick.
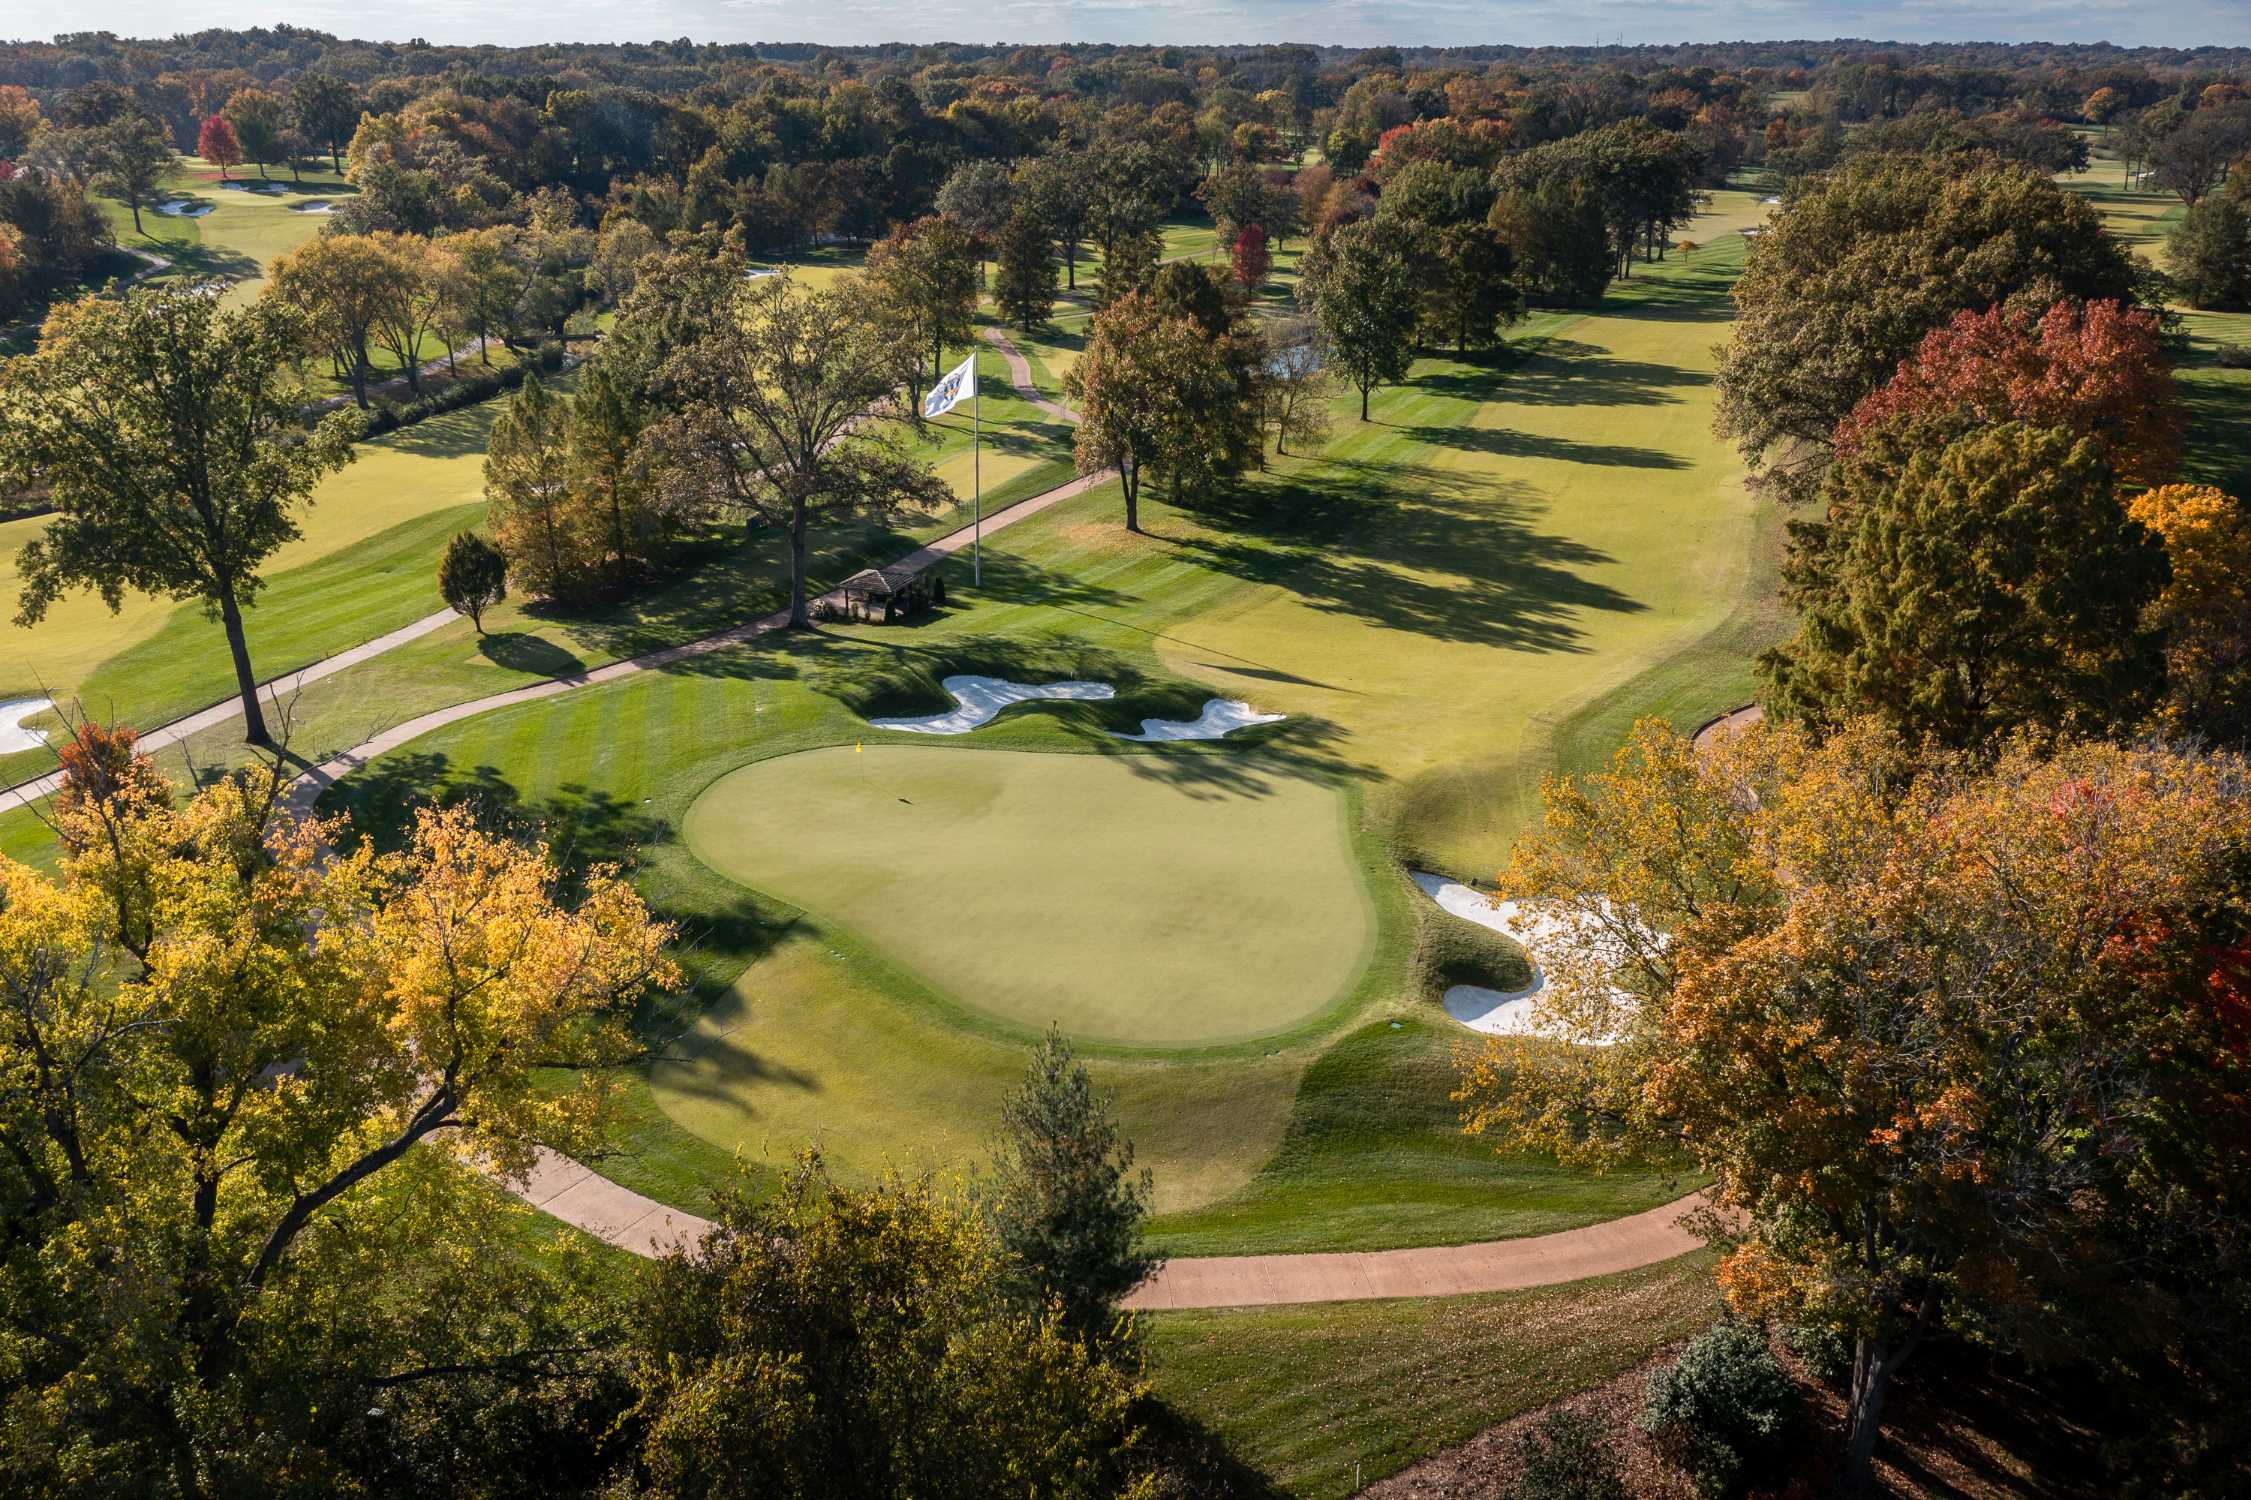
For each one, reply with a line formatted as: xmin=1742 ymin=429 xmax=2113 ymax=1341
xmin=972 ymin=358 xmax=982 ymax=588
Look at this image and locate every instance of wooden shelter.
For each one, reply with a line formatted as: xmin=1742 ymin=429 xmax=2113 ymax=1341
xmin=832 ymin=563 xmax=934 ymax=623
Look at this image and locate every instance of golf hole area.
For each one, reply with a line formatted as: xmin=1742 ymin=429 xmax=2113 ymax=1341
xmin=683 ymin=744 xmax=1372 ymax=1046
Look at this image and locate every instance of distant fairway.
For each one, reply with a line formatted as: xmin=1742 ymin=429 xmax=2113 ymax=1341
xmin=682 ymin=745 xmax=1372 ymax=1045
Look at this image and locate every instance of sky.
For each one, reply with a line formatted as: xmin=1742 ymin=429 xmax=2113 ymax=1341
xmin=2 ymin=1 xmax=2247 ymax=51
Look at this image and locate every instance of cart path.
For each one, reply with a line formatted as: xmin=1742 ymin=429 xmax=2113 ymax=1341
xmin=509 ymin=1139 xmax=1704 ymax=1308
xmin=0 ymin=606 xmax=462 ymax=815
xmin=980 ymin=326 xmax=1080 ymax=423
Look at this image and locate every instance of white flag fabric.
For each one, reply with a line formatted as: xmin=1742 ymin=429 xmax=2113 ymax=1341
xmin=922 ymin=353 xmax=977 ymax=419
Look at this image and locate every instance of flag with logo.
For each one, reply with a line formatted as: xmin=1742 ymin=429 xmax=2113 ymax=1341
xmin=922 ymin=353 xmax=977 ymax=419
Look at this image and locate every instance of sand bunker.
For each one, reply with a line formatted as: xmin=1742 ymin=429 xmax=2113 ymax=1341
xmin=0 ymin=698 xmax=53 ymax=756
xmin=1109 ymin=698 xmax=1285 ymax=742
xmin=155 ymin=200 xmax=213 ymax=217
xmin=1411 ymin=872 xmax=1628 ymax=1045
xmin=291 ymin=200 xmax=336 ymax=214
xmin=868 ymin=675 xmax=1114 ymax=734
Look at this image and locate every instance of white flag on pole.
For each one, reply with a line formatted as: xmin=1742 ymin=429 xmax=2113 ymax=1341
xmin=921 ymin=353 xmax=977 ymax=419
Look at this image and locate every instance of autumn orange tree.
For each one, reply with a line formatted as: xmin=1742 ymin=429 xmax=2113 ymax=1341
xmin=1833 ymin=298 xmax=2186 ymax=488
xmin=0 ymin=733 xmax=677 ymax=1494
xmin=2129 ymin=483 xmax=2251 ymax=746
xmin=1459 ymin=719 xmax=2251 ymax=1492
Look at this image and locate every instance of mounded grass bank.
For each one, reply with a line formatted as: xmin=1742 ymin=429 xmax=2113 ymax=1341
xmin=1144 ymin=1250 xmax=1721 ymax=1499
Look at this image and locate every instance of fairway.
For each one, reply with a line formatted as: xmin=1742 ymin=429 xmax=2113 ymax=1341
xmin=682 ymin=744 xmax=1372 ymax=1044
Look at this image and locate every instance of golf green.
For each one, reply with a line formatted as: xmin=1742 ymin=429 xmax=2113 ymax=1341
xmin=681 ymin=744 xmax=1372 ymax=1045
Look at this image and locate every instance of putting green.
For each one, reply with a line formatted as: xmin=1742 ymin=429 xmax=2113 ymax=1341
xmin=682 ymin=744 xmax=1372 ymax=1045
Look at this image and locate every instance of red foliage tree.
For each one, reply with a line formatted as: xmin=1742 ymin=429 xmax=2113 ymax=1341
xmin=1230 ymin=224 xmax=1271 ymax=288
xmin=197 ymin=114 xmax=242 ymax=179
xmin=51 ymin=719 xmax=171 ymax=850
xmin=1836 ymin=298 xmax=2185 ymax=487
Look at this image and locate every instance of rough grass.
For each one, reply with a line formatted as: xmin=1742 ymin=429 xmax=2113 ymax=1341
xmin=1144 ymin=1250 xmax=1721 ymax=1499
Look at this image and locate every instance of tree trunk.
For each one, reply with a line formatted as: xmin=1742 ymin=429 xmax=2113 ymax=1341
xmin=787 ymin=502 xmax=812 ymax=626
xmin=1065 ymin=240 xmax=1077 ymax=290
xmin=217 ymin=590 xmax=272 ymax=746
xmin=130 ymin=198 xmax=144 ymax=235
xmin=1121 ymin=455 xmax=1140 ymax=534
xmin=1360 ymin=381 xmax=1370 ymax=421
xmin=350 ymin=338 xmax=369 ymax=409
xmin=1842 ymin=1339 xmax=1900 ymax=1494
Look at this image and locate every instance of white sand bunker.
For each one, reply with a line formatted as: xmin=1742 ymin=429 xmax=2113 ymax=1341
xmin=868 ymin=675 xmax=1114 ymax=734
xmin=155 ymin=200 xmax=213 ymax=217
xmin=1411 ymin=872 xmax=1629 ymax=1045
xmin=291 ymin=200 xmax=336 ymax=214
xmin=1109 ymin=698 xmax=1284 ymax=742
xmin=0 ymin=697 xmax=54 ymax=755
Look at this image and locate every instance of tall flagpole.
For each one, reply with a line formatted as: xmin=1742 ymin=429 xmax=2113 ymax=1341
xmin=972 ymin=356 xmax=982 ymax=587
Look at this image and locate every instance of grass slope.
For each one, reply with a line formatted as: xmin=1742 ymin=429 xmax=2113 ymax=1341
xmin=1145 ymin=1250 xmax=1720 ymax=1499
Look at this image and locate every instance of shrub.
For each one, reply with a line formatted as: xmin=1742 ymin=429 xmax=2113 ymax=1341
xmin=2219 ymin=343 xmax=2251 ymax=370
xmin=1677 ymin=239 xmax=1699 ymax=253
xmin=1641 ymin=1323 xmax=1798 ymax=1499
xmin=1785 ymin=1318 xmax=1854 ymax=1387
xmin=1506 ymin=1409 xmax=1626 ymax=1500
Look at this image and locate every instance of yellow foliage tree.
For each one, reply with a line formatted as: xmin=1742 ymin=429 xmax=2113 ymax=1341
xmin=2128 ymin=482 xmax=2251 ymax=744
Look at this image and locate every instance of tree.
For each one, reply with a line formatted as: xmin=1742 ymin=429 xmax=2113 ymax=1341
xmin=1427 ymin=221 xmax=1522 ymax=353
xmin=864 ymin=214 xmax=979 ymax=384
xmin=568 ymin=359 xmax=661 ymax=578
xmin=365 ymin=231 xmax=448 ymax=394
xmin=84 ymin=114 xmax=176 ymax=235
xmin=1834 ymin=298 xmax=2184 ymax=488
xmin=1762 ymin=420 xmax=2168 ymax=751
xmin=0 ymin=84 xmax=42 ymax=162
xmin=0 ymin=762 xmax=675 ymax=1494
xmin=1301 ymin=219 xmax=1419 ymax=420
xmin=2129 ymin=484 xmax=2251 ymax=745
xmin=196 ymin=113 xmax=241 ymax=179
xmin=221 ymin=88 xmax=287 ymax=178
xmin=49 ymin=717 xmax=170 ymax=850
xmin=986 ymin=1029 xmax=1159 ymax=1347
xmin=1714 ymin=154 xmax=2143 ymax=504
xmin=438 ymin=226 xmax=520 ymax=365
xmin=1095 ymin=226 xmax=1161 ymax=307
xmin=1014 ymin=151 xmax=1091 ymax=291
xmin=992 ymin=206 xmax=1057 ymax=333
xmin=269 ymin=232 xmax=410 ymax=407
xmin=1259 ymin=322 xmax=1334 ymax=458
xmin=629 ymin=1157 xmax=1155 ymax=1500
xmin=2148 ymin=102 xmax=2251 ymax=204
xmin=2167 ymin=189 xmax=2251 ymax=310
xmin=290 ymin=72 xmax=359 ymax=172
xmin=1066 ymin=291 xmax=1233 ymax=532
xmin=1460 ymin=719 xmax=2251 ymax=1493
xmin=1489 ymin=178 xmax=1613 ymax=306
xmin=638 ymin=267 xmax=949 ymax=627
xmin=437 ymin=530 xmax=508 ymax=632
xmin=485 ymin=372 xmax=595 ymax=602
xmin=0 ymin=289 xmax=356 ymax=749
xmin=1229 ymin=223 xmax=1271 ymax=288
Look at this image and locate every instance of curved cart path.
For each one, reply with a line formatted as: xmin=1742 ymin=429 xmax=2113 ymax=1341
xmin=980 ymin=326 xmax=1080 ymax=422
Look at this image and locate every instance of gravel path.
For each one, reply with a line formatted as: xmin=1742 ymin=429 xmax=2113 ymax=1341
xmin=980 ymin=326 xmax=1081 ymax=423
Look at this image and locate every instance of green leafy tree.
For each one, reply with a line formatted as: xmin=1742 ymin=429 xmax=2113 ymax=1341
xmin=1714 ymin=154 xmax=2142 ymax=503
xmin=629 ymin=1157 xmax=1156 ymax=1500
xmin=1302 ymin=219 xmax=1419 ymax=419
xmin=865 ymin=213 xmax=979 ymax=383
xmin=639 ymin=266 xmax=949 ymax=627
xmin=85 ymin=114 xmax=176 ymax=235
xmin=290 ymin=72 xmax=359 ymax=172
xmin=1428 ymin=221 xmax=1523 ymax=352
xmin=568 ymin=359 xmax=662 ymax=577
xmin=2167 ymin=188 xmax=2251 ymax=310
xmin=993 ymin=206 xmax=1057 ymax=332
xmin=1488 ymin=178 xmax=1613 ymax=306
xmin=0 ymin=289 xmax=355 ymax=748
xmin=437 ymin=530 xmax=508 ymax=632
xmin=987 ymin=1029 xmax=1159 ymax=1347
xmin=484 ymin=372 xmax=595 ymax=602
xmin=1762 ymin=419 xmax=2168 ymax=750
xmin=220 ymin=87 xmax=287 ymax=178
xmin=1014 ymin=151 xmax=1091 ymax=291
xmin=269 ymin=231 xmax=410 ymax=407
xmin=1066 ymin=291 xmax=1234 ymax=532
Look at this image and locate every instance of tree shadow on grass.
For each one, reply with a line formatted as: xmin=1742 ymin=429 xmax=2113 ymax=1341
xmin=1403 ymin=423 xmax=1690 ymax=469
xmin=477 ymin=631 xmax=588 ymax=678
xmin=1414 ymin=340 xmax=1706 ymax=408
xmin=1179 ymin=461 xmax=1643 ymax=653
xmin=335 ymin=750 xmax=670 ymax=880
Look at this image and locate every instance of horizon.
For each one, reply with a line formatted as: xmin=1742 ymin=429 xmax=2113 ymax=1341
xmin=6 ymin=3 xmax=2250 ymax=53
